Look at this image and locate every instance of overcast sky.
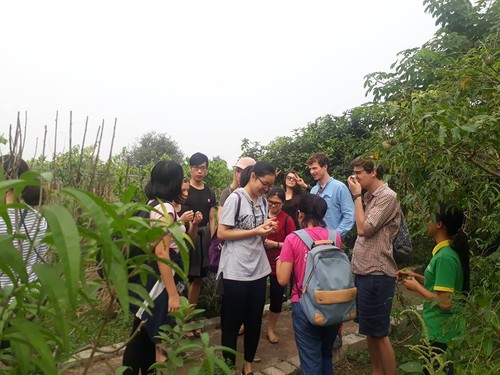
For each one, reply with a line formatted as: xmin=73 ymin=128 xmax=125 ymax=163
xmin=1 ymin=0 xmax=437 ymax=166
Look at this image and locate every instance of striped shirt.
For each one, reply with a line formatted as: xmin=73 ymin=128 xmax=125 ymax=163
xmin=351 ymin=183 xmax=400 ymax=277
xmin=0 ymin=208 xmax=48 ymax=287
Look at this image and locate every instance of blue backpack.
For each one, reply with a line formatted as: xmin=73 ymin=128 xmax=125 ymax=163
xmin=294 ymin=229 xmax=357 ymax=326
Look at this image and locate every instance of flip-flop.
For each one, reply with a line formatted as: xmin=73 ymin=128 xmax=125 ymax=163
xmin=266 ymin=333 xmax=279 ymax=344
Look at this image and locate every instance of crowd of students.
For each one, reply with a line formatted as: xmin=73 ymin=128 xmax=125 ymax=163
xmin=0 ymin=152 xmax=469 ymax=375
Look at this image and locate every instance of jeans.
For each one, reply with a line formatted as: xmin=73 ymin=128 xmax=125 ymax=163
xmin=292 ymin=302 xmax=340 ymax=375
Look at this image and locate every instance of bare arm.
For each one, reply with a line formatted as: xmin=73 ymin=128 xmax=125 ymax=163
xmin=208 ymin=207 xmax=216 ymax=237
xmin=402 ymin=277 xmax=453 ymax=310
xmin=397 ymin=269 xmax=425 ymax=284
xmin=276 ymin=260 xmax=293 ymax=287
xmin=217 ymin=219 xmax=277 ymax=241
xmin=155 ymin=212 xmax=180 ymax=312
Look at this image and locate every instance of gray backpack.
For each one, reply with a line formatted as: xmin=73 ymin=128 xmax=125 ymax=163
xmin=295 ymin=229 xmax=357 ymax=326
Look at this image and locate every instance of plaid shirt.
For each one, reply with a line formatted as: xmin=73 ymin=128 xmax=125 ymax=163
xmin=351 ymin=183 xmax=400 ymax=277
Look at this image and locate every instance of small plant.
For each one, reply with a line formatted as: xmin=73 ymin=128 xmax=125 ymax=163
xmin=398 ymin=309 xmax=452 ymax=374
xmin=152 ymin=297 xmax=237 ymax=375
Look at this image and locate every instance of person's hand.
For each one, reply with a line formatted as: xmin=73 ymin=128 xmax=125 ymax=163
xmin=179 ymin=210 xmax=194 ymax=223
xmin=402 ymin=276 xmax=421 ymax=292
xmin=397 ymin=269 xmax=417 ymax=281
xmin=294 ymin=173 xmax=308 ymax=189
xmin=275 ymin=168 xmax=282 ymax=178
xmin=255 ymin=219 xmax=278 ymax=236
xmin=168 ymin=293 xmax=180 ymax=312
xmin=193 ymin=211 xmax=203 ymax=224
xmin=347 ymin=175 xmax=362 ymax=195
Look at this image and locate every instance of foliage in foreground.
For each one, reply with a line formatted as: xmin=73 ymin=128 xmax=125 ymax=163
xmin=0 ymin=171 xmax=233 ymax=374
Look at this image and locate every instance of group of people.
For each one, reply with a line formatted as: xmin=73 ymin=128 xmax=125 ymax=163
xmin=0 ymin=151 xmax=468 ymax=375
xmin=120 ymin=150 xmax=469 ymax=375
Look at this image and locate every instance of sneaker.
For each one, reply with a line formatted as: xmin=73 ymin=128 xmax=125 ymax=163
xmin=333 ymin=332 xmax=342 ymax=349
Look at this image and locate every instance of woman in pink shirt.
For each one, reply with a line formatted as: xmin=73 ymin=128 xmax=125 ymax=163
xmin=276 ymin=193 xmax=342 ymax=375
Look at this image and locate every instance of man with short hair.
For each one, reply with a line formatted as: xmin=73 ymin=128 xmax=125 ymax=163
xmin=347 ymin=157 xmax=400 ymax=375
xmin=185 ymin=152 xmax=217 ymax=319
xmin=307 ymin=153 xmax=354 ymax=238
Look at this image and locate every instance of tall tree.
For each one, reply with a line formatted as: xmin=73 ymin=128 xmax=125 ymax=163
xmin=128 ymin=131 xmax=184 ymax=168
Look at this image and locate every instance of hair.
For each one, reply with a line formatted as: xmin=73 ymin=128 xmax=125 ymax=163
xmin=1 ymin=154 xmax=29 ymax=179
xmin=251 ymin=161 xmax=275 ymax=178
xmin=174 ymin=177 xmax=191 ymax=204
xmin=21 ymin=185 xmax=47 ymax=206
xmin=230 ymin=167 xmax=241 ymax=190
xmin=297 ymin=194 xmax=327 ymax=228
xmin=283 ymin=170 xmax=303 ymax=195
xmin=239 ymin=166 xmax=253 ymax=188
xmin=350 ymin=157 xmax=385 ymax=180
xmin=306 ymin=153 xmax=329 ymax=168
xmin=145 ymin=160 xmax=184 ymax=202
xmin=436 ymin=202 xmax=470 ymax=294
xmin=189 ymin=152 xmax=209 ymax=168
xmin=267 ymin=187 xmax=285 ymax=202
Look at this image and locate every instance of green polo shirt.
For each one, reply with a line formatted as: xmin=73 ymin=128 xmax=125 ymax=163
xmin=422 ymin=240 xmax=465 ymax=343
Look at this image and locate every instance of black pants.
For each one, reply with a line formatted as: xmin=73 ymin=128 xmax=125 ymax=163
xmin=221 ymin=276 xmax=266 ymax=365
xmin=268 ymin=274 xmax=285 ymax=313
xmin=122 ymin=317 xmax=155 ymax=375
xmin=423 ymin=341 xmax=454 ymax=375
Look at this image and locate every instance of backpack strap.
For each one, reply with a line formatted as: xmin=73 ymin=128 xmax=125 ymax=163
xmin=294 ymin=228 xmax=338 ymax=248
xmin=327 ymin=229 xmax=339 ymax=247
xmin=293 ymin=229 xmax=315 ymax=250
xmin=233 ymin=191 xmax=242 ymax=226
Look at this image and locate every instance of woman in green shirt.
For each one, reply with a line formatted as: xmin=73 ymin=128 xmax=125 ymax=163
xmin=397 ymin=203 xmax=470 ymax=375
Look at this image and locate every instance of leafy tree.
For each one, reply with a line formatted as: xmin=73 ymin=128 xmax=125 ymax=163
xmin=128 ymin=131 xmax=184 ymax=168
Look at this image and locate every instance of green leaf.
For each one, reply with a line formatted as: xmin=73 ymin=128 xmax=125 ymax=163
xmin=0 ymin=235 xmax=29 ymax=284
xmin=42 ymin=205 xmax=81 ymax=309
xmin=33 ymin=263 xmax=72 ymax=349
xmin=9 ymin=318 xmax=57 ymax=375
xmin=399 ymin=361 xmax=423 ymax=372
xmin=459 ymin=124 xmax=478 ymax=133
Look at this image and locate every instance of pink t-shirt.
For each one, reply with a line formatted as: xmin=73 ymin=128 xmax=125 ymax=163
xmin=279 ymin=227 xmax=342 ymax=303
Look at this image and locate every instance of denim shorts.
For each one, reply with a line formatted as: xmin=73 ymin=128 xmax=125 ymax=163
xmin=354 ymin=274 xmax=396 ymax=337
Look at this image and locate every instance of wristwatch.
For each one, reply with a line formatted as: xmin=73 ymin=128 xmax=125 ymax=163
xmin=352 ymin=194 xmax=362 ymax=201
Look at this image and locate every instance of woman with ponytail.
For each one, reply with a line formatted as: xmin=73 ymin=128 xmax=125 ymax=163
xmin=276 ymin=193 xmax=342 ymax=375
xmin=397 ymin=202 xmax=470 ymax=374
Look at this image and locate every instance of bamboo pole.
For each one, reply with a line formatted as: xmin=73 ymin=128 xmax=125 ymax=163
xmin=68 ymin=111 xmax=73 ymax=186
xmin=42 ymin=125 xmax=47 ymax=162
xmin=76 ymin=116 xmax=88 ymax=187
xmin=102 ymin=118 xmax=117 ymax=197
xmin=52 ymin=111 xmax=58 ymax=187
xmin=88 ymin=121 xmax=103 ymax=192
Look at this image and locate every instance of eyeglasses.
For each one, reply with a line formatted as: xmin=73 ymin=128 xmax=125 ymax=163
xmin=190 ymin=165 xmax=207 ymax=172
xmin=257 ymin=177 xmax=273 ymax=190
xmin=268 ymin=200 xmax=283 ymax=206
xmin=286 ymin=176 xmax=296 ymax=181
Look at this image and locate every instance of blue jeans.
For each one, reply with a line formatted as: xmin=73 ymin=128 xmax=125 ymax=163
xmin=292 ymin=302 xmax=340 ymax=375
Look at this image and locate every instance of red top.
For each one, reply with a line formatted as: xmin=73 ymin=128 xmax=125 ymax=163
xmin=266 ymin=210 xmax=296 ymax=274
